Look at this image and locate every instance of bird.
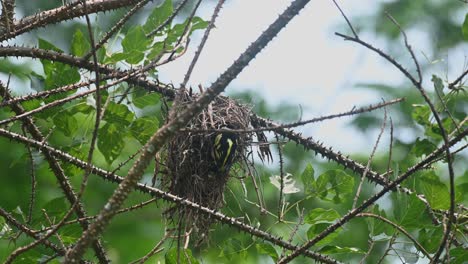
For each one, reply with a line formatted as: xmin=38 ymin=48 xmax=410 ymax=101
xmin=211 ymin=128 xmax=238 ymax=173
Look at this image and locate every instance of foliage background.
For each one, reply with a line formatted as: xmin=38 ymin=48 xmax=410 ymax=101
xmin=0 ymin=0 xmax=466 ymax=263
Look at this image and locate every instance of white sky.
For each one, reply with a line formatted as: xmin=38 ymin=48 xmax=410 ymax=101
xmin=158 ymin=0 xmax=408 ymax=153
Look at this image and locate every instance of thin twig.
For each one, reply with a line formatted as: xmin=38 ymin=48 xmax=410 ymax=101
xmin=182 ymin=0 xmax=226 ymax=86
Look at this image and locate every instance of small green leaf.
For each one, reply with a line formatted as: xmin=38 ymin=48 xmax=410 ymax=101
xmin=104 ymin=102 xmax=135 ymax=126
xmin=419 ymin=171 xmax=450 ymax=210
xmin=450 ymin=247 xmax=468 ymax=264
xmin=301 ymin=163 xmax=315 ymax=195
xmin=143 ymin=0 xmax=173 ymax=34
xmin=315 ymin=170 xmax=354 ymax=203
xmin=219 ymin=238 xmax=247 ymax=260
xmin=304 ymin=208 xmax=340 ymax=225
xmin=98 ymin=123 xmax=125 ymax=164
xmin=166 ymin=17 xmax=209 ymax=46
xmin=121 ymin=26 xmax=151 ymax=64
xmin=165 ymin=248 xmax=199 ymax=264
xmin=53 ymin=111 xmax=78 ymax=137
xmin=411 ymin=138 xmax=437 ymax=157
xmin=130 ymin=117 xmax=159 ymax=145
xmin=132 ymin=92 xmax=161 ymax=109
xmin=42 ymin=197 xmax=67 ymax=219
xmin=431 ymin=74 xmax=444 ymax=94
xmin=419 ymin=227 xmax=443 ymax=253
xmin=123 ymin=26 xmax=150 ymax=52
xmin=307 ymin=223 xmax=341 ymax=247
xmin=367 ymin=205 xmax=393 ymax=237
xmin=256 ymin=242 xmax=278 ymax=261
xmin=393 ymin=193 xmax=431 ymax=228
xmin=411 ymin=104 xmax=430 ymax=126
xmin=71 ymin=29 xmax=90 ymax=57
xmin=462 ymin=13 xmax=468 ymax=40
xmin=147 ymin=42 xmax=165 ymax=60
xmin=39 ymin=39 xmax=80 ymax=89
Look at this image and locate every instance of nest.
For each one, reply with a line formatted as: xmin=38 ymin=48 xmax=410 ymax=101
xmin=162 ymin=90 xmax=264 ymax=243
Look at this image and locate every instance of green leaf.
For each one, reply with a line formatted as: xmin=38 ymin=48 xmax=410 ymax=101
xmin=256 ymin=242 xmax=278 ymax=261
xmin=450 ymin=247 xmax=468 ymax=264
xmin=307 ymin=223 xmax=341 ymax=247
xmin=166 ymin=17 xmax=209 ymax=47
xmin=315 ymin=170 xmax=354 ymax=203
xmin=147 ymin=42 xmax=165 ymax=60
xmin=71 ymin=29 xmax=90 ymax=57
xmin=143 ymin=0 xmax=173 ymax=34
xmin=120 ymin=26 xmax=151 ymax=64
xmin=419 ymin=171 xmax=450 ymax=210
xmin=42 ymin=197 xmax=67 ymax=219
xmin=393 ymin=193 xmax=430 ymax=228
xmin=219 ymin=238 xmax=247 ymax=260
xmin=59 ymin=223 xmax=81 ymax=245
xmin=304 ymin=208 xmax=340 ymax=225
xmin=39 ymin=38 xmax=80 ymax=89
xmin=123 ymin=26 xmax=150 ymax=53
xmin=367 ymin=205 xmax=393 ymax=237
xmin=462 ymin=13 xmax=468 ymax=40
xmin=98 ymin=123 xmax=125 ymax=164
xmin=132 ymin=91 xmax=161 ymax=109
xmin=104 ymin=102 xmax=135 ymax=126
xmin=411 ymin=137 xmax=437 ymax=157
xmin=53 ymin=111 xmax=78 ymax=137
xmin=411 ymin=104 xmax=430 ymax=126
xmin=419 ymin=227 xmax=443 ymax=253
xmin=165 ymin=248 xmax=199 ymax=264
xmin=130 ymin=117 xmax=159 ymax=145
xmin=301 ymin=163 xmax=315 ymax=195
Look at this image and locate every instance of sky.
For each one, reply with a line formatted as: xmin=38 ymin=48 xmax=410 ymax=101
xmin=157 ymin=0 xmax=408 ymax=153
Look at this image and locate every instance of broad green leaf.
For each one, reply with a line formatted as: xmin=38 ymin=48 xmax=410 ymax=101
xmin=42 ymin=197 xmax=67 ymax=219
xmin=132 ymin=91 xmax=161 ymax=109
xmin=307 ymin=223 xmax=341 ymax=247
xmin=165 ymin=247 xmax=199 ymax=264
xmin=147 ymin=42 xmax=165 ymax=60
xmin=411 ymin=138 xmax=437 ymax=157
xmin=450 ymin=247 xmax=468 ymax=264
xmin=462 ymin=13 xmax=468 ymax=40
xmin=59 ymin=223 xmax=81 ymax=245
xmin=256 ymin=242 xmax=278 ymax=261
xmin=301 ymin=163 xmax=315 ymax=195
xmin=71 ymin=29 xmax=90 ymax=57
xmin=418 ymin=227 xmax=443 ymax=253
xmin=123 ymin=26 xmax=150 ymax=53
xmin=130 ymin=117 xmax=159 ymax=145
xmin=104 ymin=102 xmax=135 ymax=126
xmin=393 ymin=193 xmax=430 ymax=228
xmin=166 ymin=17 xmax=209 ymax=47
xmin=411 ymin=104 xmax=430 ymax=127
xmin=98 ymin=123 xmax=125 ymax=164
xmin=219 ymin=238 xmax=247 ymax=260
xmin=39 ymin=39 xmax=80 ymax=89
xmin=53 ymin=111 xmax=78 ymax=137
xmin=315 ymin=170 xmax=354 ymax=203
xmin=419 ymin=171 xmax=450 ymax=210
xmin=0 ymin=59 xmax=33 ymax=80
xmin=143 ymin=0 xmax=173 ymax=34
xmin=304 ymin=208 xmax=340 ymax=225
xmin=367 ymin=205 xmax=393 ymax=237
xmin=121 ymin=26 xmax=151 ymax=64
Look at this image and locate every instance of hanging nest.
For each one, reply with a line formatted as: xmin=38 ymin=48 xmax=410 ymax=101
xmin=161 ymin=90 xmax=269 ymax=244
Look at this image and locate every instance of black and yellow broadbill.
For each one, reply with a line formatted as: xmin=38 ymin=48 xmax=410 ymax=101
xmin=211 ymin=130 xmax=237 ymax=172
